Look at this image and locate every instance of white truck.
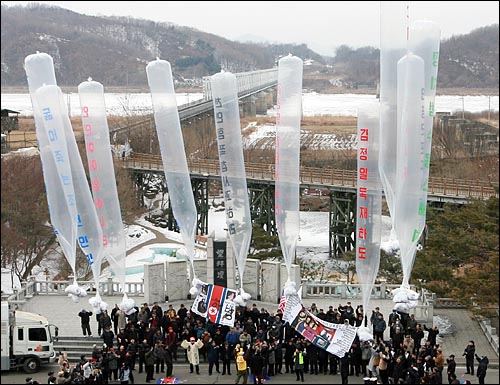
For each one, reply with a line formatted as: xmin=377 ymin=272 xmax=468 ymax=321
xmin=1 ymin=301 xmax=58 ymax=373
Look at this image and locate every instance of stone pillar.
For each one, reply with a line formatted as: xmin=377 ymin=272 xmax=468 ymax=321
xmin=261 ymin=261 xmax=281 ymax=303
xmin=144 ymin=263 xmax=166 ymax=304
xmin=265 ymin=91 xmax=274 ymax=109
xmin=193 ymin=259 xmax=207 ymax=283
xmin=255 ymin=92 xmax=268 ymax=115
xmin=166 ymin=260 xmax=189 ymax=301
xmin=243 ymin=259 xmax=260 ymax=300
xmin=240 ymin=97 xmax=256 ymax=118
xmin=206 ymin=237 xmax=214 ymax=283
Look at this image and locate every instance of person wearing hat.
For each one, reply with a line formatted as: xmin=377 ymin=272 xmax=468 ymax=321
xmin=235 ymin=350 xmax=248 ymax=384
xmin=180 ymin=336 xmax=204 ymax=374
xmin=475 ymin=354 xmax=489 ymax=385
xmin=463 ymin=340 xmax=475 ymax=375
xmin=446 ymin=354 xmax=457 ymax=384
xmin=78 ymin=309 xmax=93 ymax=337
xmin=47 ymin=371 xmax=57 ymax=384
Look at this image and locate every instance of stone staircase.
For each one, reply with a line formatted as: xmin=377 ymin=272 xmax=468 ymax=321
xmin=54 ymin=336 xmax=107 ymax=362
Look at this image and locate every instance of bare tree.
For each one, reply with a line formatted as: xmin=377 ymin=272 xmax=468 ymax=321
xmin=1 ymin=155 xmax=57 ymax=283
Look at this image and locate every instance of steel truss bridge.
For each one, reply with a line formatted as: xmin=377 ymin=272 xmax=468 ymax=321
xmin=125 ymin=153 xmax=498 ymax=258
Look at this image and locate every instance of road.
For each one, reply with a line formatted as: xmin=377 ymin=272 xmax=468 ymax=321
xmin=2 ymin=361 xmax=498 ymax=384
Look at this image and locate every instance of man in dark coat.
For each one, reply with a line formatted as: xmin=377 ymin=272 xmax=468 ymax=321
xmin=475 ymin=354 xmax=489 ymax=385
xmin=446 ymin=354 xmax=457 ymax=384
xmin=78 ymin=309 xmax=93 ymax=337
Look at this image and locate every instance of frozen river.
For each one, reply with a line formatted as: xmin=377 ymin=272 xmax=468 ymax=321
xmin=1 ymin=92 xmax=498 ymax=117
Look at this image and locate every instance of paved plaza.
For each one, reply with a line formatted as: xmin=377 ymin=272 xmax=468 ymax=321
xmin=18 ymin=294 xmax=499 ymax=365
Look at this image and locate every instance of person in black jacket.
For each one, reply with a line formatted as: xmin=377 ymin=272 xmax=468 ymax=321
xmin=446 ymin=355 xmax=457 ymax=384
xmin=475 ymin=354 xmax=489 ymax=385
xmin=102 ymin=327 xmax=115 ymax=350
xmin=463 ymin=340 xmax=475 ymax=375
xmin=423 ymin=324 xmax=439 ymax=347
xmin=78 ymin=309 xmax=93 ymax=337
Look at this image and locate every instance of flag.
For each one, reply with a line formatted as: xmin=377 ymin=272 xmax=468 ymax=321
xmin=278 ymin=288 xmax=286 ymax=314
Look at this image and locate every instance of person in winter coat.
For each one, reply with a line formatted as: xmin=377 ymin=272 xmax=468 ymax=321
xmin=137 ymin=339 xmax=150 ymax=374
xmin=207 ymin=339 xmax=221 ymax=375
xmin=221 ymin=341 xmax=233 ymax=375
xmin=78 ymin=309 xmax=93 ymax=337
xmin=144 ymin=346 xmax=155 ymax=383
xmin=181 ymin=336 xmax=204 ymax=374
xmin=463 ymin=340 xmax=476 ymax=375
xmin=153 ymin=341 xmax=166 ymax=374
xmin=339 ymin=352 xmax=350 ymax=385
xmin=374 ymin=314 xmax=386 ymax=343
xmin=446 ymin=355 xmax=457 ymax=384
xmin=235 ymin=350 xmax=249 ymax=384
xmin=165 ymin=327 xmax=178 ymax=362
xmin=423 ymin=324 xmax=439 ymax=347
xmin=119 ymin=363 xmax=131 ymax=384
xmin=47 ymin=370 xmax=57 ymax=385
xmin=293 ymin=347 xmax=305 ymax=382
xmin=101 ymin=327 xmax=115 ymax=350
xmin=273 ymin=339 xmax=283 ymax=375
xmin=284 ymin=340 xmax=295 ymax=374
xmin=251 ymin=349 xmax=265 ymax=384
xmin=108 ymin=349 xmax=119 ymax=381
xmin=100 ymin=310 xmax=112 ymax=333
xmin=475 ymin=354 xmax=489 ymax=385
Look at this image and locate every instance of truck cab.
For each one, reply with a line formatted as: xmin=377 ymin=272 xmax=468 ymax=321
xmin=1 ymin=302 xmax=58 ymax=373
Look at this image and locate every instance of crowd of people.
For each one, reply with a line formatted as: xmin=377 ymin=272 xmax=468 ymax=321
xmin=24 ymin=300 xmax=489 ymax=384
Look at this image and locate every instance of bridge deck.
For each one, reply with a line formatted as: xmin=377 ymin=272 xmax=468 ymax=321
xmin=125 ymin=153 xmax=498 ymax=202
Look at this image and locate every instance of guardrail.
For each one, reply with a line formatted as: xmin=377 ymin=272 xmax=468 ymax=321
xmin=125 ymin=153 xmax=498 ymax=200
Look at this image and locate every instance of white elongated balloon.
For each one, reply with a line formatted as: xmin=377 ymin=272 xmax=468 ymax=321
xmin=30 ymin=84 xmax=78 ymax=276
xmin=395 ymin=21 xmax=441 ymax=292
xmin=355 ymin=103 xmax=382 ymax=324
xmin=146 ymin=59 xmax=198 ymax=287
xmin=78 ymin=80 xmax=127 ymax=293
xmin=211 ymin=72 xmax=252 ymax=294
xmin=394 ymin=53 xmax=425 ymax=292
xmin=58 ymin=86 xmax=103 ymax=294
xmin=379 ymin=1 xmax=408 ymax=245
xmin=25 ymin=54 xmax=76 ymax=274
xmin=275 ymin=55 xmax=303 ymax=291
xmin=25 ymin=53 xmax=101 ymax=302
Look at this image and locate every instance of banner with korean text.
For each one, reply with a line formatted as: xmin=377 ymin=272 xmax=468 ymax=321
xmin=283 ymin=294 xmax=357 ymax=358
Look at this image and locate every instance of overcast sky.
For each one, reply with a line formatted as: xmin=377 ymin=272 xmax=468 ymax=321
xmin=3 ymin=1 xmax=499 ymax=56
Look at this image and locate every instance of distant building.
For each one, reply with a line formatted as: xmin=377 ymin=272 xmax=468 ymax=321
xmin=1 ymin=108 xmax=20 ymax=133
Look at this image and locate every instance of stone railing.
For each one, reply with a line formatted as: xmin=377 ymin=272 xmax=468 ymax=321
xmin=302 ymin=282 xmax=434 ymax=323
xmin=7 ymin=276 xmax=145 ymax=303
xmin=302 ymin=282 xmax=416 ymax=299
xmin=8 ymin=276 xmax=435 ymax=322
xmin=478 ymin=317 xmax=499 ymax=356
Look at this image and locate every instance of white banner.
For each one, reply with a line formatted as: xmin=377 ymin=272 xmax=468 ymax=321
xmin=283 ymin=294 xmax=357 ymax=358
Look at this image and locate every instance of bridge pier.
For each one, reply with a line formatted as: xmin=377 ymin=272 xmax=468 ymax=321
xmin=248 ymin=181 xmax=276 ymax=235
xmin=239 ymin=96 xmax=256 ymax=117
xmin=329 ymin=191 xmax=356 ymax=258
